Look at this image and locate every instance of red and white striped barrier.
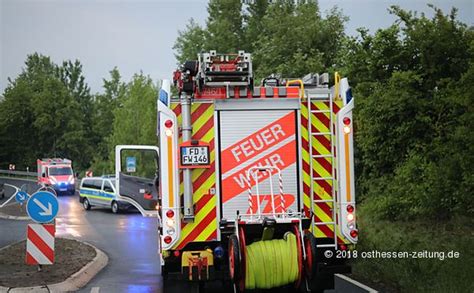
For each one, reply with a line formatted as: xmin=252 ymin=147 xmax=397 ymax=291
xmin=26 ymin=223 xmax=55 ymax=265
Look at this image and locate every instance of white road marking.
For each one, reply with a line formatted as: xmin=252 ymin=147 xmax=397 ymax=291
xmin=90 ymin=287 xmax=100 ymax=293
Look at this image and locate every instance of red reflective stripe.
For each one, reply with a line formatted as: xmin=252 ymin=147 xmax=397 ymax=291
xmin=206 ymin=230 xmax=217 ymax=241
xmin=191 ymin=103 xmax=210 ymax=123
xmin=26 ymin=251 xmax=37 ymax=265
xmin=176 ymin=208 xmax=216 ymax=250
xmin=315 ymin=157 xmax=332 ymax=175
xmin=313 ymin=215 xmax=334 ymax=237
xmin=193 ymin=118 xmax=214 ymax=141
xmin=193 ymin=165 xmax=215 ymax=192
xmin=28 ymin=226 xmax=54 ymax=262
xmin=173 ymin=104 xmax=182 ymax=117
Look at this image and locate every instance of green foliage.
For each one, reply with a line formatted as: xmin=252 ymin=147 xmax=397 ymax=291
xmin=173 ymin=0 xmax=347 ymax=81
xmin=347 ymin=6 xmax=474 ymax=221
xmin=0 ymin=53 xmax=93 ymax=171
xmin=91 ymin=73 xmax=158 ymax=175
xmin=91 ymin=68 xmax=126 ymax=165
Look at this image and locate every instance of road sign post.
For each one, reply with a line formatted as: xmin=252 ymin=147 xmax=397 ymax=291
xmin=25 ymin=191 xmax=58 ymax=266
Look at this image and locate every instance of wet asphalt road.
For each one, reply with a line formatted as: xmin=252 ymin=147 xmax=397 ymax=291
xmin=0 ymin=178 xmax=163 ymax=293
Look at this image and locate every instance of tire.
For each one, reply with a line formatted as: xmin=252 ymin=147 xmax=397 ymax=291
xmin=228 ymin=234 xmax=241 ymax=284
xmin=303 ymin=232 xmax=317 ymax=280
xmin=184 ymin=60 xmax=198 ymax=76
xmin=111 ymin=201 xmax=120 ymax=214
xmin=83 ymin=198 xmax=91 ymax=210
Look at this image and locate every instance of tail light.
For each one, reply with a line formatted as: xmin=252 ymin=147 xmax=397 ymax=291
xmin=166 ymin=210 xmax=174 ymax=218
xmin=343 ymin=117 xmax=351 ymax=125
xmin=346 ymin=204 xmax=354 ymax=213
xmin=164 ymin=119 xmax=173 ymax=128
xmin=350 ymin=230 xmax=358 ymax=238
xmin=164 ymin=236 xmax=172 ymax=244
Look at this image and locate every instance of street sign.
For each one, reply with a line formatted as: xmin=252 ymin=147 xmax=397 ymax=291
xmin=26 ymin=191 xmax=59 ymax=223
xmin=15 ymin=191 xmax=28 ymax=204
xmin=126 ymin=157 xmax=136 ymax=172
xmin=26 ymin=223 xmax=55 ymax=265
xmin=86 ymin=170 xmax=93 ymax=177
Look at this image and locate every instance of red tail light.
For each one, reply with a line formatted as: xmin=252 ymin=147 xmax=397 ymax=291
xmin=164 ymin=236 xmax=172 ymax=244
xmin=346 ymin=204 xmax=354 ymax=213
xmin=339 ymin=244 xmax=347 ymax=251
xmin=166 ymin=210 xmax=174 ymax=218
xmin=173 ymin=250 xmax=180 ymax=257
xmin=165 ymin=119 xmax=173 ymax=128
xmin=343 ymin=117 xmax=351 ymax=125
xmin=350 ymin=230 xmax=358 ymax=238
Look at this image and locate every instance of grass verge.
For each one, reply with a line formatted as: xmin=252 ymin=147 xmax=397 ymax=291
xmin=351 ymin=207 xmax=473 ymax=292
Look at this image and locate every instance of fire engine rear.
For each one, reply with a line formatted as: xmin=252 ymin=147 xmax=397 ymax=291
xmin=115 ymin=51 xmax=357 ymax=292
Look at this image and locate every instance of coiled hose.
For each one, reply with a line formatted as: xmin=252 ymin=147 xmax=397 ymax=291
xmin=245 ymin=232 xmax=299 ymax=289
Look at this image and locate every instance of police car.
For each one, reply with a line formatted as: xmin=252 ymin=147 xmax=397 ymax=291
xmin=79 ymin=176 xmax=131 ymax=214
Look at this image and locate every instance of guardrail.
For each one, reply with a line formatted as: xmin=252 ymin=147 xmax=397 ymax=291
xmin=0 ymin=169 xmax=37 ymax=178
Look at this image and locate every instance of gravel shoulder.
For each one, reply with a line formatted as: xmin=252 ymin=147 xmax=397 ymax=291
xmin=0 ymin=238 xmax=97 ymax=288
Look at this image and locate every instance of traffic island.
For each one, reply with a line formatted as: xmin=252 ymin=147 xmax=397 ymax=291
xmin=0 ymin=202 xmax=29 ymax=220
xmin=0 ymin=238 xmax=108 ymax=292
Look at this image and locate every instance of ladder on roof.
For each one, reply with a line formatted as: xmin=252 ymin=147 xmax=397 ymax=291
xmin=307 ymin=91 xmax=338 ymax=249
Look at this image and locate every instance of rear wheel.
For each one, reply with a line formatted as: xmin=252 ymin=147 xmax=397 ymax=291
xmin=111 ymin=201 xmax=120 ymax=214
xmin=228 ymin=234 xmax=241 ymax=284
xmin=82 ymin=198 xmax=91 ymax=210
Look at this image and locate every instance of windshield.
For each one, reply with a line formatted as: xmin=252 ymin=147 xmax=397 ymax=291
xmin=49 ymin=167 xmax=72 ymax=176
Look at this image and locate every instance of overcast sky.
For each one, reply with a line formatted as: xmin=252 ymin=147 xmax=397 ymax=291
xmin=1 ymin=0 xmax=472 ymax=94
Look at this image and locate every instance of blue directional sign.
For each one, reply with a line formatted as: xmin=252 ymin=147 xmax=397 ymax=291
xmin=126 ymin=156 xmax=136 ymax=172
xmin=15 ymin=191 xmax=29 ymax=204
xmin=26 ymin=191 xmax=59 ymax=223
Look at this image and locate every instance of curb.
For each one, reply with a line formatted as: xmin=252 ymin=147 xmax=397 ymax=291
xmin=0 ymin=212 xmax=29 ymax=221
xmin=0 ymin=240 xmax=108 ymax=293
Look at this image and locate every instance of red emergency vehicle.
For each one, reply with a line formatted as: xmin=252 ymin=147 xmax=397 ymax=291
xmin=37 ymin=158 xmax=75 ymax=196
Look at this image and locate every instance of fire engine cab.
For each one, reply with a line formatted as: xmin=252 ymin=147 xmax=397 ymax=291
xmin=114 ymin=51 xmax=356 ymax=292
xmin=37 ymin=158 xmax=75 ymax=196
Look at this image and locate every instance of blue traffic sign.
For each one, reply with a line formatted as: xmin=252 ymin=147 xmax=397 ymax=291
xmin=15 ymin=191 xmax=28 ymax=204
xmin=26 ymin=191 xmax=59 ymax=223
xmin=126 ymin=156 xmax=136 ymax=172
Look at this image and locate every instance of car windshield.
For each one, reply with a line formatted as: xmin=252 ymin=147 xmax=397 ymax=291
xmin=49 ymin=167 xmax=72 ymax=176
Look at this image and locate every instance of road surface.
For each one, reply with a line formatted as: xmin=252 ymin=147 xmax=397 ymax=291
xmin=0 ymin=178 xmax=162 ymax=293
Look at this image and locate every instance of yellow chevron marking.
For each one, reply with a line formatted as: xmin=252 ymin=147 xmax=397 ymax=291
xmin=173 ymin=195 xmax=217 ymax=249
xmin=192 ymin=104 xmax=214 ymax=133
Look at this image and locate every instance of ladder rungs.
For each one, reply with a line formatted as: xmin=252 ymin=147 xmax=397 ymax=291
xmin=312 ymin=154 xmax=332 ymax=158
xmin=314 ymin=199 xmax=333 ymax=203
xmin=314 ymin=221 xmax=335 ymax=225
xmin=311 ymin=110 xmax=331 ymax=113
xmin=316 ymin=244 xmax=337 ymax=248
xmin=311 ymin=132 xmax=332 ymax=136
xmin=312 ymin=177 xmax=334 ymax=181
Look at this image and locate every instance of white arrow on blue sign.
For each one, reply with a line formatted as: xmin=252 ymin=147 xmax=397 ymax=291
xmin=26 ymin=191 xmax=59 ymax=223
xmin=15 ymin=191 xmax=29 ymax=204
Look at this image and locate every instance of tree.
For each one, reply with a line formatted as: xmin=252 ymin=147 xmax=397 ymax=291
xmin=348 ymin=6 xmax=474 ymax=220
xmin=0 ymin=53 xmax=94 ymax=171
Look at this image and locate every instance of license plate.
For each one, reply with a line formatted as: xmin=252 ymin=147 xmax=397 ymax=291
xmin=60 ymin=188 xmax=67 ymax=191
xmin=180 ymin=146 xmax=210 ymax=166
